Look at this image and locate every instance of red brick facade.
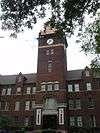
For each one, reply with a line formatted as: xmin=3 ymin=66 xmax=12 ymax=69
xmin=0 ymin=27 xmax=100 ymax=133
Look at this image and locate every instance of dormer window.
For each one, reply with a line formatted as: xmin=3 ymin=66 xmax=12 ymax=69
xmin=16 ymin=87 xmax=21 ymax=94
xmin=85 ymin=70 xmax=90 ymax=77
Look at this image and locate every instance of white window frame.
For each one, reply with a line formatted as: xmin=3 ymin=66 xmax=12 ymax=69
xmin=1 ymin=89 xmax=6 ymax=95
xmin=32 ymin=87 xmax=36 ymax=93
xmin=68 ymin=84 xmax=73 ymax=92
xmin=26 ymin=87 xmax=31 ymax=94
xmin=15 ymin=101 xmax=20 ymax=111
xmin=86 ymin=83 xmax=92 ymax=91
xmin=74 ymin=84 xmax=79 ymax=92
xmin=36 ymin=109 xmax=41 ymax=125
xmin=47 ymin=84 xmax=52 ymax=91
xmin=70 ymin=116 xmax=75 ymax=126
xmin=59 ymin=108 xmax=64 ymax=125
xmin=16 ymin=87 xmax=21 ymax=94
xmin=25 ymin=101 xmax=30 ymax=111
xmin=77 ymin=116 xmax=83 ymax=127
xmin=7 ymin=88 xmax=12 ymax=95
xmin=54 ymin=83 xmax=59 ymax=90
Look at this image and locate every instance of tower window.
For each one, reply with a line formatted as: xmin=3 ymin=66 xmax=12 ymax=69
xmin=48 ymin=61 xmax=52 ymax=72
xmin=86 ymin=83 xmax=92 ymax=91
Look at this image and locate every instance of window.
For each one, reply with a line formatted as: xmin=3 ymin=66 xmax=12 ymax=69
xmin=16 ymin=87 xmax=21 ymax=94
xmin=77 ymin=116 xmax=82 ymax=127
xmin=25 ymin=101 xmax=30 ymax=111
xmin=74 ymin=84 xmax=79 ymax=92
xmin=24 ymin=117 xmax=29 ymax=126
xmin=88 ymin=98 xmax=95 ymax=108
xmin=1 ymin=89 xmax=6 ymax=95
xmin=46 ymin=50 xmax=49 ymax=55
xmin=5 ymin=102 xmax=9 ymax=111
xmin=31 ymin=101 xmax=35 ymax=109
xmin=54 ymin=81 xmax=59 ymax=90
xmin=51 ymin=49 xmax=54 ymax=54
xmin=47 ymin=84 xmax=52 ymax=91
xmin=75 ymin=99 xmax=81 ymax=109
xmin=69 ymin=100 xmax=74 ymax=110
xmin=54 ymin=84 xmax=59 ymax=90
xmin=15 ymin=101 xmax=20 ymax=111
xmin=26 ymin=87 xmax=31 ymax=94
xmin=68 ymin=84 xmax=73 ymax=92
xmin=32 ymin=87 xmax=36 ymax=93
xmin=70 ymin=117 xmax=75 ymax=126
xmin=41 ymin=82 xmax=46 ymax=91
xmin=36 ymin=109 xmax=41 ymax=125
xmin=48 ymin=61 xmax=52 ymax=72
xmin=86 ymin=83 xmax=92 ymax=91
xmin=7 ymin=88 xmax=12 ymax=95
xmin=59 ymin=108 xmax=64 ymax=125
xmin=85 ymin=70 xmax=90 ymax=77
xmin=89 ymin=115 xmax=96 ymax=127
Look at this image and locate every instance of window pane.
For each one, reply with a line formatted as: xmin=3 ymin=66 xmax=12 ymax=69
xmin=2 ymin=89 xmax=6 ymax=95
xmin=68 ymin=85 xmax=73 ymax=92
xmin=75 ymin=99 xmax=81 ymax=109
xmin=15 ymin=102 xmax=20 ymax=111
xmin=86 ymin=83 xmax=92 ymax=91
xmin=41 ymin=85 xmax=46 ymax=91
xmin=25 ymin=101 xmax=30 ymax=111
xmin=74 ymin=84 xmax=79 ymax=92
xmin=7 ymin=88 xmax=12 ymax=95
xmin=69 ymin=100 xmax=74 ymax=110
xmin=54 ymin=84 xmax=59 ymax=90
xmin=32 ymin=87 xmax=36 ymax=93
xmin=26 ymin=87 xmax=31 ymax=94
xmin=77 ymin=116 xmax=82 ymax=127
xmin=70 ymin=117 xmax=75 ymax=126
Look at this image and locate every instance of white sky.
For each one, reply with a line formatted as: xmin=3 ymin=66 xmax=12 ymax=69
xmin=0 ymin=21 xmax=92 ymax=75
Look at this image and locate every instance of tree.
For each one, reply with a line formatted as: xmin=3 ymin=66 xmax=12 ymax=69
xmin=0 ymin=0 xmax=100 ymax=68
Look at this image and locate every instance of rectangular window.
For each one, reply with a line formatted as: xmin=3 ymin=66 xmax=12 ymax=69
xmin=69 ymin=100 xmax=74 ymax=110
xmin=77 ymin=116 xmax=82 ymax=127
xmin=16 ymin=87 xmax=21 ymax=94
xmin=32 ymin=87 xmax=36 ymax=93
xmin=31 ymin=101 xmax=35 ymax=109
xmin=88 ymin=98 xmax=95 ymax=108
xmin=51 ymin=49 xmax=54 ymax=54
xmin=7 ymin=88 xmax=12 ymax=95
xmin=47 ymin=84 xmax=52 ymax=91
xmin=36 ymin=109 xmax=41 ymax=125
xmin=70 ymin=116 xmax=75 ymax=126
xmin=26 ymin=87 xmax=31 ymax=94
xmin=5 ymin=102 xmax=9 ymax=111
xmin=74 ymin=84 xmax=79 ymax=92
xmin=68 ymin=84 xmax=73 ymax=92
xmin=86 ymin=83 xmax=92 ymax=91
xmin=24 ymin=117 xmax=29 ymax=126
xmin=46 ymin=50 xmax=49 ymax=55
xmin=75 ymin=99 xmax=81 ymax=109
xmin=25 ymin=101 xmax=30 ymax=111
xmin=41 ymin=84 xmax=46 ymax=91
xmin=1 ymin=89 xmax=6 ymax=95
xmin=15 ymin=101 xmax=20 ymax=111
xmin=59 ymin=108 xmax=64 ymax=125
xmin=54 ymin=83 xmax=59 ymax=90
xmin=48 ymin=61 xmax=52 ymax=72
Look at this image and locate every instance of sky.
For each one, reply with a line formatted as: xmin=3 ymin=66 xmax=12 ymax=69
xmin=0 ymin=20 xmax=92 ymax=75
xmin=0 ymin=21 xmax=92 ymax=75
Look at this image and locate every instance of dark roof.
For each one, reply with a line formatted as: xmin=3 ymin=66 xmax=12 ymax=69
xmin=67 ymin=69 xmax=83 ymax=80
xmin=0 ymin=73 xmax=36 ymax=85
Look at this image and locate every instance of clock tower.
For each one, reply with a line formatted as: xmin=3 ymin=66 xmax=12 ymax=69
xmin=35 ymin=26 xmax=68 ymax=133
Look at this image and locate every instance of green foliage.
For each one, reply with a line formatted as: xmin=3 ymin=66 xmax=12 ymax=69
xmin=0 ymin=0 xmax=100 ymax=34
xmin=0 ymin=0 xmax=100 ymax=68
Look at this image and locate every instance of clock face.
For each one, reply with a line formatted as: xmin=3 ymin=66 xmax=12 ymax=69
xmin=47 ymin=38 xmax=54 ymax=45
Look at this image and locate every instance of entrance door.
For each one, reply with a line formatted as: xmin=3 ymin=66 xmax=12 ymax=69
xmin=42 ymin=115 xmax=57 ymax=132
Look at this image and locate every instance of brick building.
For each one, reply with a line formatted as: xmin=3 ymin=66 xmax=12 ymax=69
xmin=0 ymin=27 xmax=100 ymax=133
